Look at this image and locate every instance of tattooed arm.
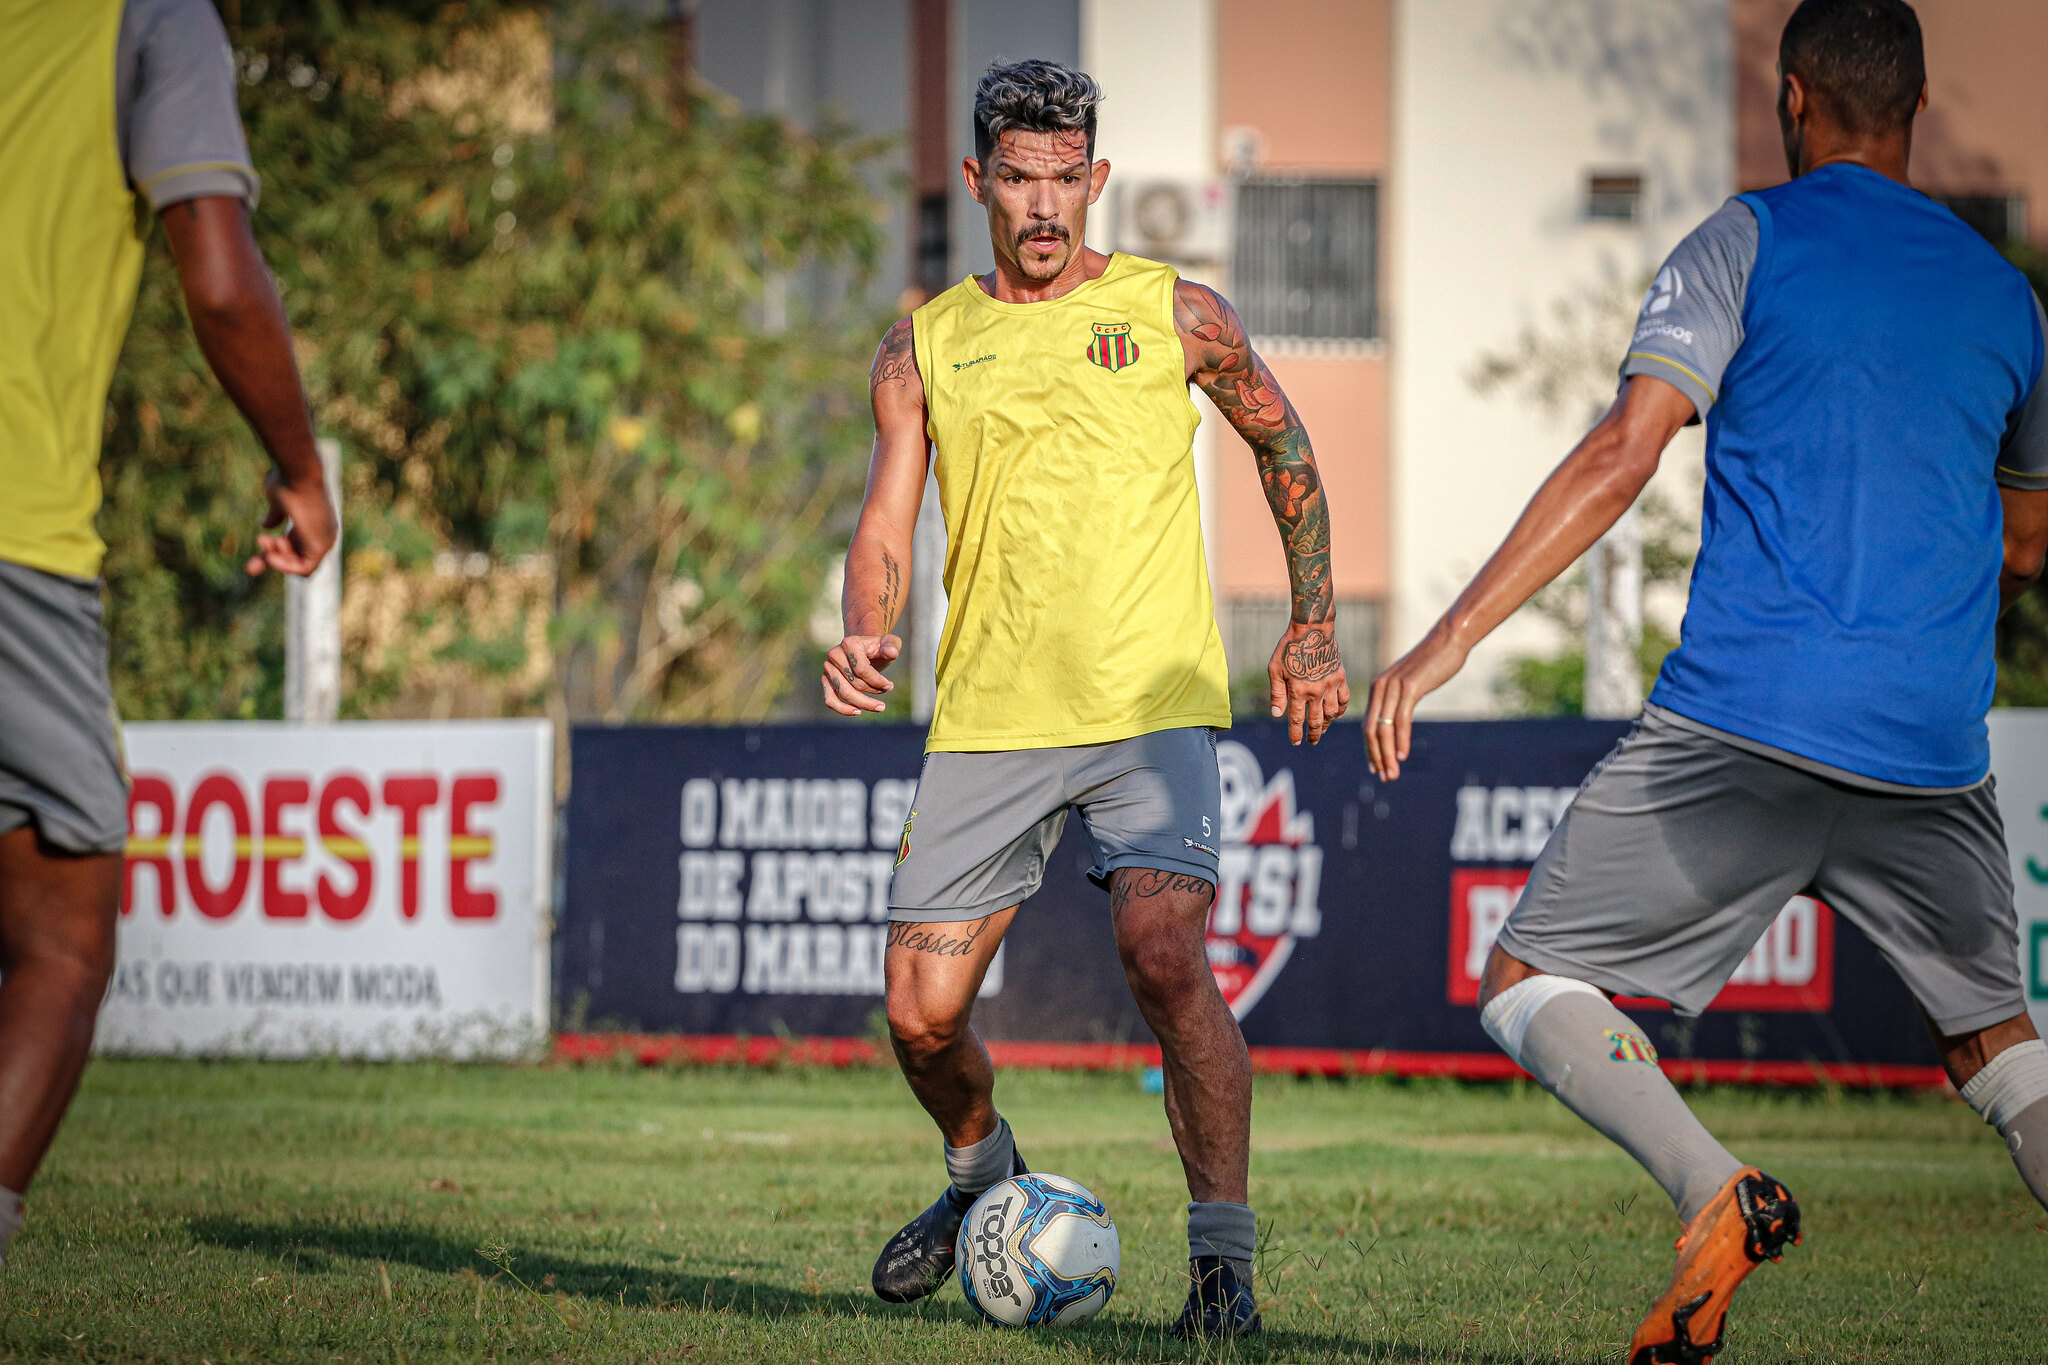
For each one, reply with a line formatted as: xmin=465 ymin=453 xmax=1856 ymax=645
xmin=1175 ymin=281 xmax=1349 ymax=744
xmin=824 ymin=317 xmax=930 ymax=716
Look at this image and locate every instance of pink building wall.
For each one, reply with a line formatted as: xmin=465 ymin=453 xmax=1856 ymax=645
xmin=1214 ymin=0 xmax=1392 ymax=612
xmin=1738 ymin=0 xmax=2048 ymax=245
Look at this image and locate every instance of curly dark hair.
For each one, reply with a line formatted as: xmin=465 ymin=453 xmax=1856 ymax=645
xmin=971 ymin=59 xmax=1103 ymax=164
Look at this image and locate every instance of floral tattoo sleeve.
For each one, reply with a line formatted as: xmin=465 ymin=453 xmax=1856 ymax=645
xmin=1175 ymin=282 xmax=1334 ymax=627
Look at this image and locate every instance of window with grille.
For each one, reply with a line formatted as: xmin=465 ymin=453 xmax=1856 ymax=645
xmin=1585 ymin=172 xmax=1643 ymax=222
xmin=1935 ymin=194 xmax=2027 ymax=245
xmin=1230 ymin=178 xmax=1379 ymax=342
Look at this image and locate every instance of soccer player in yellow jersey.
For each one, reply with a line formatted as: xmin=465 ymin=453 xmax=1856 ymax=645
xmin=0 ymin=0 xmax=333 ymax=1266
xmin=823 ymin=60 xmax=1347 ymax=1337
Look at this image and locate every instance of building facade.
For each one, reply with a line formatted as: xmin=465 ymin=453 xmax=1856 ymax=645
xmin=696 ymin=0 xmax=2048 ymax=717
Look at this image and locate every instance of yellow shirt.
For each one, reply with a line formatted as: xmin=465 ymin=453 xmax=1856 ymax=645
xmin=0 ymin=0 xmax=146 ymax=580
xmin=912 ymin=253 xmax=1230 ymax=751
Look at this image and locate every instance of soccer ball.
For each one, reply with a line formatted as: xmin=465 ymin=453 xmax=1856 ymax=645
xmin=955 ymin=1173 xmax=1119 ymax=1327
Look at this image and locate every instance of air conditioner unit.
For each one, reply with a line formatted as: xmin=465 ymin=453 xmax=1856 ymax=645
xmin=1112 ymin=178 xmax=1229 ymax=265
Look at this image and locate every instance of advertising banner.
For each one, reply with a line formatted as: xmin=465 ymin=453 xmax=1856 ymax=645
xmin=103 ymin=721 xmax=552 ymax=1058
xmin=561 ymin=720 xmax=1944 ymax=1072
xmin=1988 ymin=711 xmax=2048 ymax=1039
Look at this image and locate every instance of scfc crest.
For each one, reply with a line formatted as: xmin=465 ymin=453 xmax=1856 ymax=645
xmin=1086 ymin=322 xmax=1139 ymax=372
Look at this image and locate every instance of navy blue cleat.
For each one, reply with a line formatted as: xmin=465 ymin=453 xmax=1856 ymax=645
xmin=1170 ymin=1255 xmax=1263 ymax=1339
xmin=870 ymin=1150 xmax=1028 ymax=1303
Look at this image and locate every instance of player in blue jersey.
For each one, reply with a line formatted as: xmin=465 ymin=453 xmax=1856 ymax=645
xmin=1366 ymin=1 xmax=2048 ymax=1360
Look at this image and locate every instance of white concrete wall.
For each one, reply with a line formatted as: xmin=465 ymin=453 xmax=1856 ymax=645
xmin=1389 ymin=0 xmax=1731 ymax=713
xmin=1081 ymin=0 xmax=1223 ymax=596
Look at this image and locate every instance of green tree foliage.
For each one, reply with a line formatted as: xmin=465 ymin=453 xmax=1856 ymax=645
xmin=102 ymin=1 xmax=885 ymax=721
xmin=1470 ymin=279 xmax=1699 ymax=716
xmin=1491 ymin=493 xmax=1695 ymax=716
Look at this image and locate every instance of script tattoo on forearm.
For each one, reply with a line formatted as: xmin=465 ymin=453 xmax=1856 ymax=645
xmin=887 ymin=916 xmax=992 ymax=957
xmin=875 ymin=548 xmax=902 ymax=632
xmin=1176 ymin=283 xmax=1333 ymax=624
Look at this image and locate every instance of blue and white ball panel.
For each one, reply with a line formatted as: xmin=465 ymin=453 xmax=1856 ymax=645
xmin=956 ymin=1173 xmax=1119 ymax=1327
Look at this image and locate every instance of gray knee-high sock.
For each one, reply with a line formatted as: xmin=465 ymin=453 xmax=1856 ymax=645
xmin=945 ymin=1116 xmax=1016 ymax=1198
xmin=1959 ymin=1038 xmax=2048 ymax=1212
xmin=0 ymin=1188 xmax=20 ymax=1268
xmin=1483 ymin=976 xmax=1742 ymax=1223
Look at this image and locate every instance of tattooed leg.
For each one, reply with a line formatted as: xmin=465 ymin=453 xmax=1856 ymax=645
xmin=884 ymin=908 xmax=1017 ymax=1147
xmin=1109 ymin=869 xmax=1251 ymax=1203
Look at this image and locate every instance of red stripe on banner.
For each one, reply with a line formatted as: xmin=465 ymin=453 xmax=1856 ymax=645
xmin=552 ymin=1034 xmax=1948 ymax=1089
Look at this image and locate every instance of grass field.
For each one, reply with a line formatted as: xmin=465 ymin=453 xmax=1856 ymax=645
xmin=2 ymin=1059 xmax=2044 ymax=1363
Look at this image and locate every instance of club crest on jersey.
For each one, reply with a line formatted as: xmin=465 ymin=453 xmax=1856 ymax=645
xmin=1204 ymin=741 xmax=1324 ymax=1020
xmin=1086 ymin=321 xmax=1139 ymax=372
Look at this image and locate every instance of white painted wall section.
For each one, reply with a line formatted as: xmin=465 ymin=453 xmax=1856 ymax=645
xmin=1390 ymin=0 xmax=1731 ymax=713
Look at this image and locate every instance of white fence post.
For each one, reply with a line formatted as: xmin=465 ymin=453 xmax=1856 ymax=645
xmin=285 ymin=437 xmax=343 ymax=723
xmin=1584 ymin=503 xmax=1643 ymax=718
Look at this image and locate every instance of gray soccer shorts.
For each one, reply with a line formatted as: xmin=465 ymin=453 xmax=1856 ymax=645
xmin=1497 ymin=708 xmax=2027 ymax=1035
xmin=888 ymin=727 xmax=1222 ymax=923
xmin=0 ymin=559 xmax=129 ymax=855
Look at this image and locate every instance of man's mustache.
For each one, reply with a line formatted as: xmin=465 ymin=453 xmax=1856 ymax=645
xmin=1016 ymin=223 xmax=1070 ymax=248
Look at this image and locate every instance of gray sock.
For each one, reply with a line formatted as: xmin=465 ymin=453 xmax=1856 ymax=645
xmin=1187 ymin=1199 xmax=1256 ymax=1281
xmin=945 ymin=1116 xmax=1016 ymax=1198
xmin=1484 ymin=976 xmax=1742 ymax=1223
xmin=0 ymin=1189 xmax=20 ymax=1268
xmin=1958 ymin=1039 xmax=2048 ymax=1213
xmin=2001 ymin=1096 xmax=2048 ymax=1211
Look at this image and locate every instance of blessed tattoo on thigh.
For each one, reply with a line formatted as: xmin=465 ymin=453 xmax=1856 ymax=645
xmin=886 ymin=916 xmax=992 ymax=957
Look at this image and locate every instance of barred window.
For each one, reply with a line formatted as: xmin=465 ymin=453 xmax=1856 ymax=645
xmin=1230 ymin=178 xmax=1379 ymax=342
xmin=1935 ymin=194 xmax=2027 ymax=245
xmin=1585 ymin=173 xmax=1643 ymax=222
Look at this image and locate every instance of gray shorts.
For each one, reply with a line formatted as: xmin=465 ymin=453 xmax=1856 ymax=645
xmin=1498 ymin=709 xmax=2027 ymax=1035
xmin=888 ymin=727 xmax=1222 ymax=923
xmin=0 ymin=560 xmax=129 ymax=855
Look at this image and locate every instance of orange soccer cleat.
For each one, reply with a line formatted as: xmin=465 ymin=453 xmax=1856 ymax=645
xmin=1626 ymin=1167 xmax=1802 ymax=1365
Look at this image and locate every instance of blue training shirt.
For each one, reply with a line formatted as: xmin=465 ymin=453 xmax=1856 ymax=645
xmin=1622 ymin=163 xmax=2048 ymax=790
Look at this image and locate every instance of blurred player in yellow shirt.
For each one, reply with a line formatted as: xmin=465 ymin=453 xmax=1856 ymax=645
xmin=0 ymin=0 xmax=334 ymax=1265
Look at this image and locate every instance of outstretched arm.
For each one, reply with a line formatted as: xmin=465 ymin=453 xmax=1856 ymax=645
xmin=160 ymin=196 xmax=335 ymax=577
xmin=2001 ymin=487 xmax=2048 ymax=613
xmin=824 ymin=318 xmax=929 ymax=716
xmin=1176 ymin=280 xmax=1347 ymax=744
xmin=1364 ymin=374 xmax=1694 ymax=779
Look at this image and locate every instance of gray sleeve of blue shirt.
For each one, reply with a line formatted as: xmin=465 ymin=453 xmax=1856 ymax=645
xmin=1617 ymin=199 xmax=1758 ymax=422
xmin=116 ymin=0 xmax=260 ymax=210
xmin=1996 ymin=293 xmax=2048 ymax=490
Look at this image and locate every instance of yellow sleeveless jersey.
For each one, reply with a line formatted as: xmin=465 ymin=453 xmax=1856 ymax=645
xmin=0 ymin=0 xmax=146 ymax=580
xmin=911 ymin=253 xmax=1230 ymax=751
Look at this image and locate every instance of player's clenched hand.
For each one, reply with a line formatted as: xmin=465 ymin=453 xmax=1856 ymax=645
xmin=1365 ymin=624 xmax=1468 ymax=781
xmin=246 ymin=466 xmax=337 ymax=578
xmin=1268 ymin=621 xmax=1349 ymax=746
xmin=823 ymin=633 xmax=902 ymax=716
